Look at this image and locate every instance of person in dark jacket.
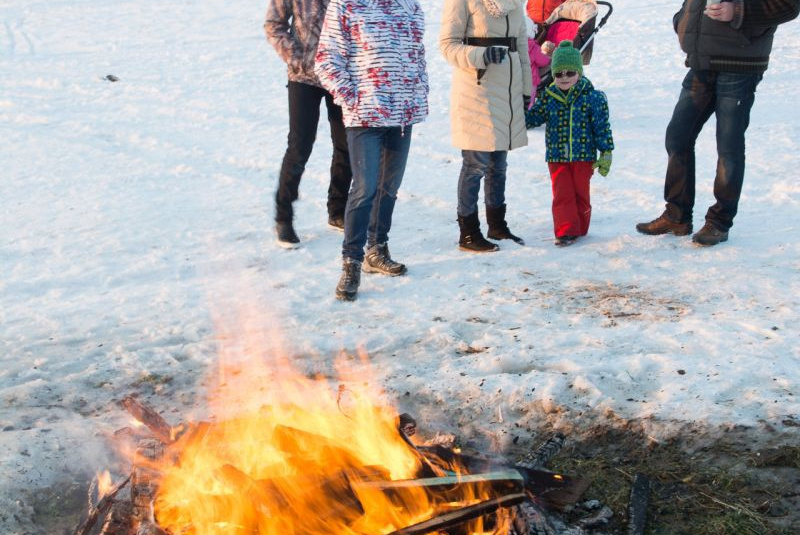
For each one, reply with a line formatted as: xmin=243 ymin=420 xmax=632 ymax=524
xmin=636 ymin=0 xmax=799 ymax=246
xmin=264 ymin=0 xmax=353 ymax=248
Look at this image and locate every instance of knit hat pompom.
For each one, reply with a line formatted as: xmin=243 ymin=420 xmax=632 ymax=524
xmin=550 ymin=40 xmax=583 ymax=76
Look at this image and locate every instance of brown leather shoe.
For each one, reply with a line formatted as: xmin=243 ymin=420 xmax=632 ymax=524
xmin=635 ymin=213 xmax=692 ymax=236
xmin=692 ymin=223 xmax=729 ymax=246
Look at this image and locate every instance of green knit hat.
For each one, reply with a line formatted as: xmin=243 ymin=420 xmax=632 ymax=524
xmin=550 ymin=40 xmax=583 ymax=76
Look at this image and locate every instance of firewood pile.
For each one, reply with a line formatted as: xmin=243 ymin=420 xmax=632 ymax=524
xmin=73 ymin=396 xmax=648 ymax=535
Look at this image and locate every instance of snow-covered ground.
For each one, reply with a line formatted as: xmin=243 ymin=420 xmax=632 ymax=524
xmin=1 ymin=0 xmax=799 ymax=532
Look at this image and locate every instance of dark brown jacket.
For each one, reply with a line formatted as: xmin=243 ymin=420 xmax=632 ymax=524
xmin=673 ymin=0 xmax=799 ymax=72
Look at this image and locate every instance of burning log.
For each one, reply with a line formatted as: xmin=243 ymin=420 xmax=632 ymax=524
xmin=385 ymin=493 xmax=528 ymax=535
xmin=131 ymin=438 xmax=165 ymax=528
xmin=353 ymin=469 xmax=525 ymax=501
xmin=272 ymin=424 xmax=367 ymax=468
xmin=72 ymin=475 xmax=131 ymax=535
xmin=216 ymin=463 xmax=366 ymax=524
xmin=100 ymin=500 xmax=133 ymax=535
xmin=452 ymin=452 xmax=588 ymax=511
xmin=121 ymin=396 xmax=175 ymax=443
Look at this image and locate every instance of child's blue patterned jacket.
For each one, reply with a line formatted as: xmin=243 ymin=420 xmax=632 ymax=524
xmin=525 ymin=77 xmax=614 ymax=162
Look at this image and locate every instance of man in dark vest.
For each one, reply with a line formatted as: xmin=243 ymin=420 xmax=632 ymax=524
xmin=636 ymin=0 xmax=799 ymax=246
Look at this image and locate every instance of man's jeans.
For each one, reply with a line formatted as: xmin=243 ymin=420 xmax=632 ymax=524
xmin=342 ymin=126 xmax=412 ymax=262
xmin=664 ymin=69 xmax=761 ymax=231
xmin=457 ymin=150 xmax=508 ymax=216
xmin=275 ymin=81 xmax=352 ymax=223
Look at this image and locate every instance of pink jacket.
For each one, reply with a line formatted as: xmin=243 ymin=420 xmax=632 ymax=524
xmin=527 ymin=39 xmax=550 ymax=98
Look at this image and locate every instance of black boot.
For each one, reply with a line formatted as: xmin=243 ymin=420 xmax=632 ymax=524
xmin=458 ymin=212 xmax=498 ymax=253
xmin=486 ymin=204 xmax=524 ymax=245
xmin=275 ymin=221 xmax=300 ymax=248
xmin=335 ymin=258 xmax=361 ymax=301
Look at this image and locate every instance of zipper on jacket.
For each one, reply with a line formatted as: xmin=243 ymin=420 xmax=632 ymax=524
xmin=567 ymin=83 xmax=584 ymax=160
xmin=506 ymin=16 xmax=513 ymax=150
xmin=569 ymin=100 xmax=574 ymax=160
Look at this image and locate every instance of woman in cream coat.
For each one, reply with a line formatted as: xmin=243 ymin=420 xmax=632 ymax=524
xmin=440 ymin=0 xmax=532 ymax=252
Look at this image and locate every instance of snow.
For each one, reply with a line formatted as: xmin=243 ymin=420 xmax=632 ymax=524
xmin=1 ymin=0 xmax=799 ymax=532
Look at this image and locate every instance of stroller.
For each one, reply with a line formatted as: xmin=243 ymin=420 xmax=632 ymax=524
xmin=534 ymin=0 xmax=613 ymax=93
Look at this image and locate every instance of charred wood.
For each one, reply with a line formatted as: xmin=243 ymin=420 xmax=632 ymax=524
xmin=516 ymin=468 xmax=590 ymax=511
xmin=511 ymin=500 xmax=557 ymax=535
xmin=578 ymin=505 xmax=613 ymax=529
xmin=516 ymin=433 xmax=566 ymax=470
xmin=134 ymin=519 xmax=170 ymax=535
xmin=626 ymin=473 xmax=650 ymax=535
xmin=100 ymin=499 xmax=133 ymax=535
xmin=73 ymin=475 xmax=131 ymax=535
xmin=131 ymin=439 xmax=164 ymax=522
xmin=353 ymin=469 xmax=525 ymax=502
xmin=121 ymin=396 xmax=174 ymax=443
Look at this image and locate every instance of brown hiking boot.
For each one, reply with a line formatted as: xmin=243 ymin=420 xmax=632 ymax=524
xmin=635 ymin=213 xmax=692 ymax=236
xmin=692 ymin=222 xmax=729 ymax=246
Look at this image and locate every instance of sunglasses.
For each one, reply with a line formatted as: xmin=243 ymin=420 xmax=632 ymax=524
xmin=554 ymin=70 xmax=578 ymax=79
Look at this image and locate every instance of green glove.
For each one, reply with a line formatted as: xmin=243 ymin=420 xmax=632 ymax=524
xmin=593 ymin=151 xmax=612 ymax=177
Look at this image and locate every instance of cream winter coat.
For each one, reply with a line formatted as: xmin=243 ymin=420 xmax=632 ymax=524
xmin=440 ymin=0 xmax=532 ymax=152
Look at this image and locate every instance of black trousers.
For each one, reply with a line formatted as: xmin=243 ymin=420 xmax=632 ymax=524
xmin=274 ymin=81 xmax=352 ymax=223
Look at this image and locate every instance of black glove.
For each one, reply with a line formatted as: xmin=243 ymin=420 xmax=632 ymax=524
xmin=483 ymin=46 xmax=507 ymax=65
xmin=523 ymin=94 xmax=531 ymax=110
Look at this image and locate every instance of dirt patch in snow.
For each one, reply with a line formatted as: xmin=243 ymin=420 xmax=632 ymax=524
xmin=506 ymin=422 xmax=800 ymax=535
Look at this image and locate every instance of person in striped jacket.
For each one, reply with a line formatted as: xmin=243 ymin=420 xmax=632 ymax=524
xmin=315 ymin=0 xmax=429 ymax=301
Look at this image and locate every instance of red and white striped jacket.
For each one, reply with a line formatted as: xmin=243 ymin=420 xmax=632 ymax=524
xmin=314 ymin=0 xmax=429 ymax=128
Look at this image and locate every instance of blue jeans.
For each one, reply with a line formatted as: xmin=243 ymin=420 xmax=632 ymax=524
xmin=457 ymin=150 xmax=507 ymax=216
xmin=664 ymin=69 xmax=761 ymax=231
xmin=342 ymin=126 xmax=412 ymax=262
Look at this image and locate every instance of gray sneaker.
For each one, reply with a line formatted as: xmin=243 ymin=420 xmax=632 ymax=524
xmin=692 ymin=223 xmax=728 ymax=246
xmin=335 ymin=258 xmax=361 ymax=301
xmin=362 ymin=243 xmax=407 ymax=276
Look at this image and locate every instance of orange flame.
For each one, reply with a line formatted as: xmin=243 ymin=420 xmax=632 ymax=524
xmin=96 ymin=470 xmax=113 ymax=500
xmin=148 ymin=304 xmax=502 ymax=534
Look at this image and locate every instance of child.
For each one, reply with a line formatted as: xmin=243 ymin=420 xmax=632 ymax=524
xmin=525 ymin=40 xmax=613 ymax=246
xmin=526 ymin=19 xmax=552 ymax=108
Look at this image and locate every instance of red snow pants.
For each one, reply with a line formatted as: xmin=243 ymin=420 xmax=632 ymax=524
xmin=548 ymin=161 xmax=594 ymax=238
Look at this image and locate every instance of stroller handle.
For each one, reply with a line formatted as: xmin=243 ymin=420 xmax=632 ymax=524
xmin=578 ymin=0 xmax=613 ymax=55
xmin=596 ymin=1 xmax=613 ymax=29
